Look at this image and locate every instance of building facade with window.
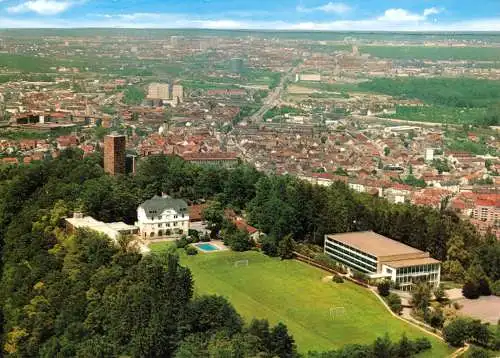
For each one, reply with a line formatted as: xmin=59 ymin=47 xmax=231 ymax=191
xmin=136 ymin=195 xmax=189 ymax=238
xmin=324 ymin=231 xmax=440 ymax=291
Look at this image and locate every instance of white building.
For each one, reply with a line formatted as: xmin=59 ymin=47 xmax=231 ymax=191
xmin=296 ymin=73 xmax=321 ymax=82
xmin=65 ymin=213 xmax=149 ymax=254
xmin=66 ymin=214 xmax=139 ymax=241
xmin=136 ymin=195 xmax=189 ymax=238
xmin=425 ymin=148 xmax=434 ymax=162
xmin=324 ymin=232 xmax=441 ymax=291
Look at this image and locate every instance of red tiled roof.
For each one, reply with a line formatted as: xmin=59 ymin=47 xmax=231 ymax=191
xmin=179 ymin=152 xmax=238 ymax=161
xmin=2 ymin=157 xmax=19 ymax=165
xmin=234 ymin=219 xmax=258 ymax=234
xmin=188 ymin=204 xmax=208 ymax=222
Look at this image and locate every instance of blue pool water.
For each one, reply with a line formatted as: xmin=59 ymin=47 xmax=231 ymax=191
xmin=195 ymin=243 xmax=219 ymax=251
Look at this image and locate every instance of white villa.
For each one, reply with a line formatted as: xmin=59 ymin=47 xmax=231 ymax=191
xmin=136 ymin=195 xmax=189 ymax=238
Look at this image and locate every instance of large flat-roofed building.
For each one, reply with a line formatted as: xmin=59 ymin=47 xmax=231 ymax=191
xmin=65 ymin=213 xmax=149 ymax=254
xmin=324 ymin=231 xmax=440 ymax=291
xmin=66 ymin=214 xmax=139 ymax=241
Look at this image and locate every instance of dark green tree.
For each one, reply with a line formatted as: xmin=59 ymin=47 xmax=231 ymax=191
xmin=269 ymin=322 xmax=297 ymax=358
xmin=372 ymin=333 xmax=393 ymax=358
xmin=443 ymin=318 xmax=471 ymax=347
xmin=278 ymin=234 xmax=295 ymax=260
xmin=377 ymin=280 xmax=391 ymax=297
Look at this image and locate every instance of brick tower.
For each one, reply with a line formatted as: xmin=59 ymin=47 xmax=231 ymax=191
xmin=104 ymin=134 xmax=126 ymax=175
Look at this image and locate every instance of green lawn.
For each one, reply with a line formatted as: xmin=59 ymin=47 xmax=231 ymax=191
xmin=150 ymin=245 xmax=453 ymax=356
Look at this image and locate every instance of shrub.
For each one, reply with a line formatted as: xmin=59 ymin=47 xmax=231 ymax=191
xmin=332 ymin=275 xmax=344 ymax=283
xmin=310 ymin=253 xmax=347 ymax=274
xmin=175 ymin=236 xmax=190 ymax=249
xmin=377 ymin=280 xmax=391 ymax=297
xmin=414 ymin=337 xmax=432 ymax=353
xmin=425 ymin=307 xmax=445 ymax=329
xmin=228 ymin=230 xmax=254 ymax=252
xmin=188 ymin=229 xmax=199 ymax=240
xmin=201 ymin=233 xmax=211 ymax=242
xmin=185 ymin=246 xmax=198 ymax=256
xmin=395 ymin=334 xmax=415 ymax=357
xmin=443 ymin=318 xmax=471 ymax=347
xmin=494 ymin=321 xmax=500 ymax=350
xmin=433 ymin=285 xmax=447 ymax=303
xmin=492 ymin=280 xmax=500 ymax=296
xmin=466 ymin=346 xmax=490 ymax=358
xmin=386 ymin=293 xmax=403 ymax=315
xmin=261 ymin=236 xmax=278 ymax=257
xmin=477 ymin=278 xmax=491 ymax=296
xmin=468 ymin=319 xmax=491 ymax=347
xmin=277 ymin=234 xmax=294 ymax=259
xmin=463 ymin=281 xmax=480 ymax=299
xmin=351 ymin=270 xmax=369 ymax=283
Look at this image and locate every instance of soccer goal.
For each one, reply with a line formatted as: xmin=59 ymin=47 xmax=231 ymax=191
xmin=234 ymin=259 xmax=249 ymax=267
xmin=329 ymin=306 xmax=346 ymax=319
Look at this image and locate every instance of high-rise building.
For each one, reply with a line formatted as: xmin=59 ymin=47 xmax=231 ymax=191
xmin=147 ymin=83 xmax=170 ymax=100
xmin=171 ymin=84 xmax=183 ymax=103
xmin=104 ymin=134 xmax=126 ymax=176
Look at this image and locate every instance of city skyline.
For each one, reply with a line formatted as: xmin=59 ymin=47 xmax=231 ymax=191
xmin=1 ymin=0 xmax=500 ymax=31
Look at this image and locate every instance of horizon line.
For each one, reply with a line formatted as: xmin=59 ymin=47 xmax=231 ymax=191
xmin=2 ymin=28 xmax=500 ymax=34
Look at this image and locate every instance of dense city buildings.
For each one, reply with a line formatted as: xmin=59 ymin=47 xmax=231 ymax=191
xmin=0 ymin=30 xmax=498 ymax=239
xmin=1 ymin=27 xmax=500 ymax=358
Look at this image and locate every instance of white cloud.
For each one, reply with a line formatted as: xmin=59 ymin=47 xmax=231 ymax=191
xmin=7 ymin=0 xmax=77 ymax=15
xmin=5 ymin=6 xmax=500 ymax=32
xmin=377 ymin=8 xmax=425 ymax=22
xmin=377 ymin=7 xmax=445 ymax=23
xmin=318 ymin=2 xmax=351 ymax=14
xmin=297 ymin=2 xmax=351 ymax=15
xmin=423 ymin=7 xmax=442 ymax=17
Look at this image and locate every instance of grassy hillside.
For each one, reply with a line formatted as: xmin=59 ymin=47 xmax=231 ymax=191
xmin=150 ymin=245 xmax=453 ymax=356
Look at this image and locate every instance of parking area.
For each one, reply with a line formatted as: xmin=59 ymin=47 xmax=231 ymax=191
xmin=456 ymin=296 xmax=500 ymax=324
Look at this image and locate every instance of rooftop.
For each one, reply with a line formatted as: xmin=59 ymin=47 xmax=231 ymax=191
xmin=66 ymin=216 xmax=138 ymax=241
xmin=179 ymin=152 xmax=238 ymax=161
xmin=326 ymin=231 xmax=424 ymax=258
xmin=383 ymin=257 xmax=440 ymax=268
xmin=139 ymin=195 xmax=188 ymax=218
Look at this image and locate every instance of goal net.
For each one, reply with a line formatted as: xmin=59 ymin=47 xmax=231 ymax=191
xmin=329 ymin=306 xmax=346 ymax=319
xmin=234 ymin=259 xmax=249 ymax=267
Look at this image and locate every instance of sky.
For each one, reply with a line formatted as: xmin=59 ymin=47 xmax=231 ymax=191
xmin=1 ymin=0 xmax=500 ymax=30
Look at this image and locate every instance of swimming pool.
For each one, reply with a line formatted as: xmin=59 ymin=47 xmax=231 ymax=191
xmin=193 ymin=243 xmax=220 ymax=252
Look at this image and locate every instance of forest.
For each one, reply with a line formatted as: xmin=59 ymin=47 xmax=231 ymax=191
xmin=0 ymin=151 xmax=498 ymax=356
xmin=359 ymin=78 xmax=500 ymax=109
xmin=361 ymin=46 xmax=500 ymax=61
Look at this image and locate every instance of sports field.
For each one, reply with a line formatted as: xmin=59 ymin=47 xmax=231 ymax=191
xmin=151 ymin=245 xmax=452 ymax=356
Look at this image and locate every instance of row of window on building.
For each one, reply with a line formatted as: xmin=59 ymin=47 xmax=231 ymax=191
xmin=325 ymin=241 xmax=377 ymax=272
